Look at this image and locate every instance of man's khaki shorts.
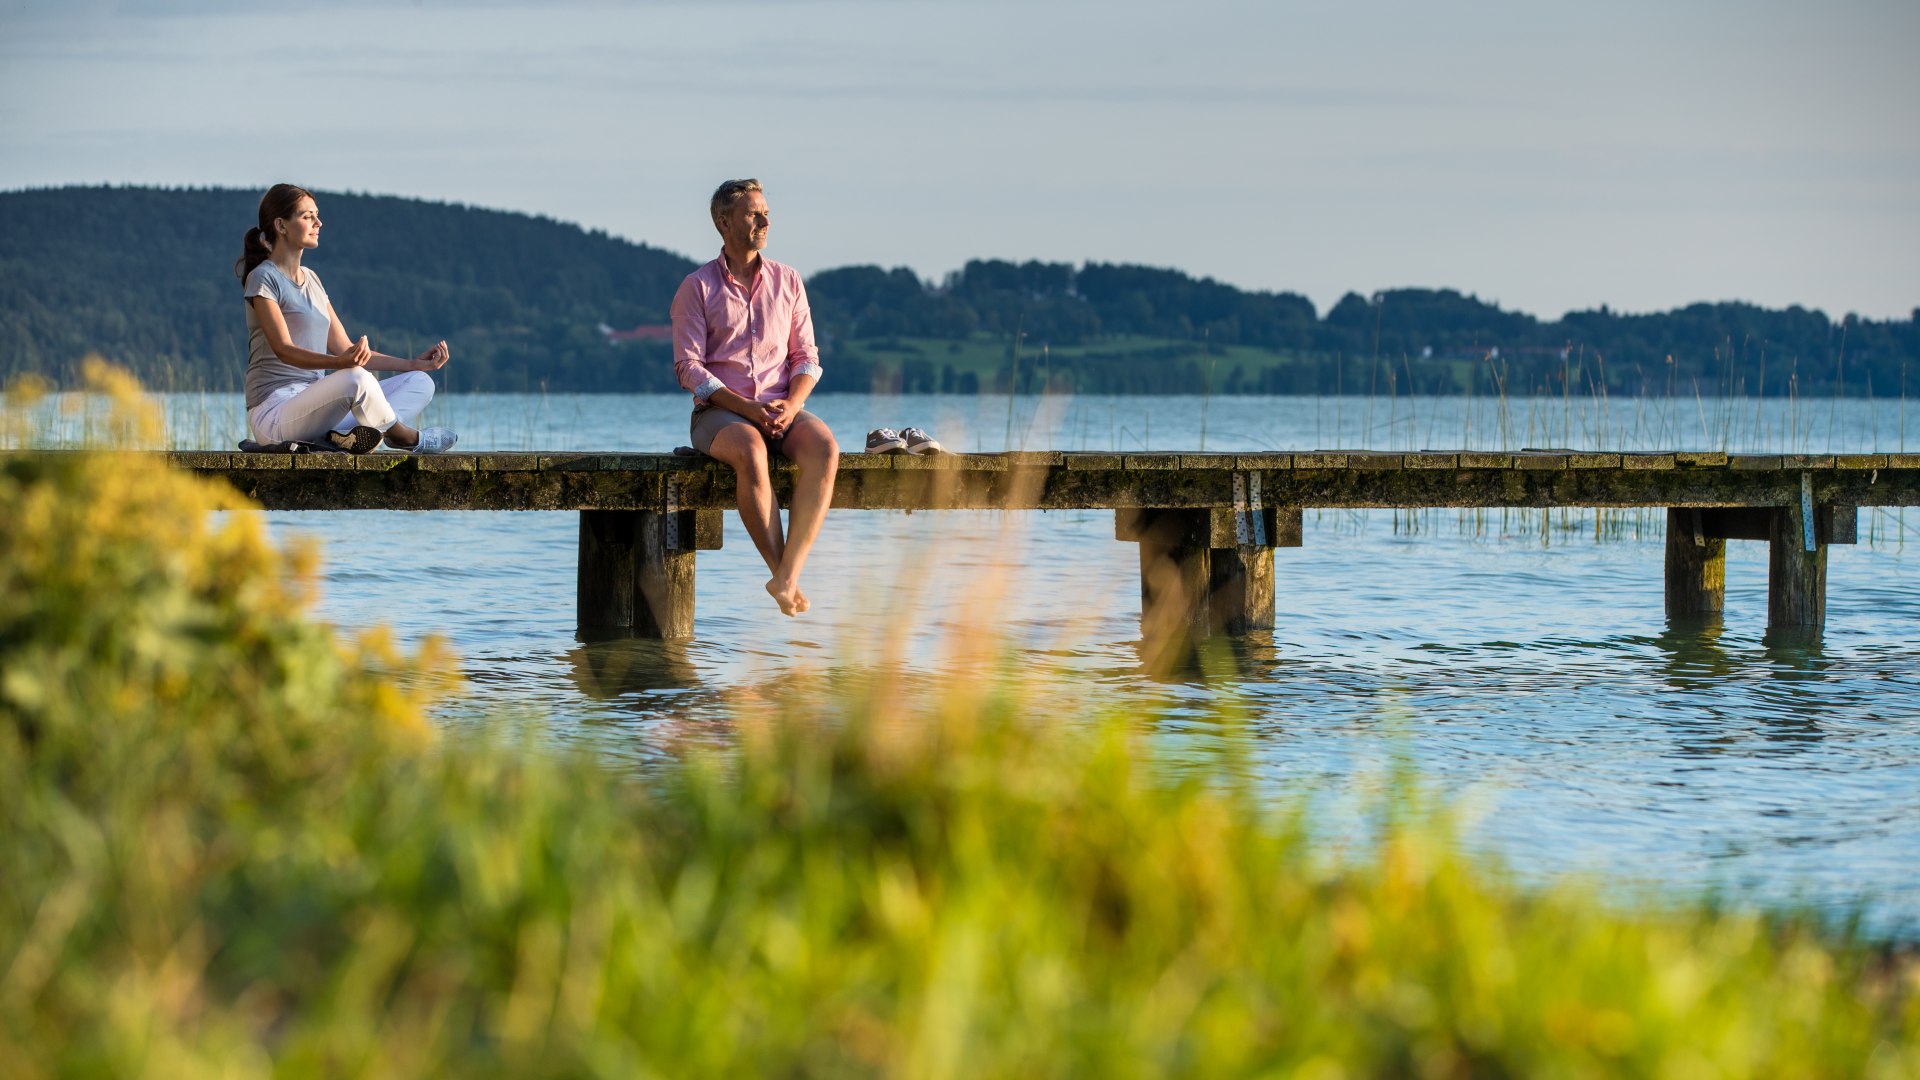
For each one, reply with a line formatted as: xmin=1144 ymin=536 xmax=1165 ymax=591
xmin=689 ymin=405 xmax=814 ymax=457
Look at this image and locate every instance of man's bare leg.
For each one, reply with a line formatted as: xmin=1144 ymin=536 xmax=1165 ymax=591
xmin=707 ymin=425 xmax=791 ymax=609
xmin=767 ymin=414 xmax=838 ymax=615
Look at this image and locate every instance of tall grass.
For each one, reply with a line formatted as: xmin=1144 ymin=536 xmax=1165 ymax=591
xmin=2 ymin=367 xmax=1917 ymax=1076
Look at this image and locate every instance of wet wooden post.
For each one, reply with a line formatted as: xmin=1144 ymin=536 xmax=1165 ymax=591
xmin=577 ymin=507 xmax=722 ymax=638
xmin=1768 ymin=505 xmax=1826 ymax=629
xmin=1664 ymin=508 xmax=1725 ymax=617
xmin=1116 ymin=486 xmax=1302 ymax=661
xmin=1204 ymin=501 xmax=1304 ymax=635
xmin=578 ymin=510 xmax=638 ymax=630
xmin=635 ymin=510 xmax=697 ymax=638
xmin=1766 ymin=479 xmax=1844 ymax=630
xmin=1118 ymin=508 xmax=1213 ymax=662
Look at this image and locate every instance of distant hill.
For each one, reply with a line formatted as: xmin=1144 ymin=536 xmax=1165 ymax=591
xmin=2 ymin=186 xmax=1915 ymax=396
xmin=0 ymin=186 xmax=696 ymax=392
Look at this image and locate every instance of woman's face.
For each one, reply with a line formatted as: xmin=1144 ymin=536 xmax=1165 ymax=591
xmin=275 ymin=197 xmax=322 ymax=251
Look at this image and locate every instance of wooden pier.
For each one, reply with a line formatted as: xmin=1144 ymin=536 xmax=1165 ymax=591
xmin=138 ymin=449 xmax=1920 ymax=647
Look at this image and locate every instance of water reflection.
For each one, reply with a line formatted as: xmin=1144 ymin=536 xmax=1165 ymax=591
xmin=1650 ymin=616 xmax=1735 ymax=690
xmin=566 ymin=635 xmax=703 ymax=698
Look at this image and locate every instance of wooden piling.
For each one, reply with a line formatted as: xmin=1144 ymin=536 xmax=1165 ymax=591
xmin=578 ymin=508 xmax=721 ymax=638
xmin=1768 ymin=506 xmax=1827 ymax=629
xmin=1118 ymin=505 xmax=1290 ymax=659
xmin=1208 ymin=546 xmax=1275 ymax=634
xmin=578 ymin=510 xmax=638 ymax=630
xmin=1664 ymin=508 xmax=1725 ymax=617
xmin=635 ymin=510 xmax=697 ymax=639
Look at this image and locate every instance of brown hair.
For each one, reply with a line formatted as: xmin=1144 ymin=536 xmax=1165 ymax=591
xmin=234 ymin=183 xmax=315 ymax=281
xmin=709 ymin=178 xmax=762 ymax=225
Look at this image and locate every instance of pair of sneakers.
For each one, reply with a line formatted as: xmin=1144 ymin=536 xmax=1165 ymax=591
xmin=328 ymin=425 xmax=459 ymax=455
xmin=865 ymin=426 xmax=943 ymax=455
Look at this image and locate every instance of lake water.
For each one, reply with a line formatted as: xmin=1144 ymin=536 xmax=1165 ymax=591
xmin=57 ymin=390 xmax=1920 ymax=933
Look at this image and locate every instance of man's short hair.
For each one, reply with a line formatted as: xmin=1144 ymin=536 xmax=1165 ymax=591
xmin=710 ymin=178 xmax=762 ymax=222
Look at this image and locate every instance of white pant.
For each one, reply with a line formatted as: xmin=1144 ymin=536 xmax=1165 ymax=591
xmin=248 ymin=369 xmax=435 ymax=445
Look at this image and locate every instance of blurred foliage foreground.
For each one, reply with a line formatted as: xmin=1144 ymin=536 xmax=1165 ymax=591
xmin=2 ymin=368 xmax=1917 ymax=1078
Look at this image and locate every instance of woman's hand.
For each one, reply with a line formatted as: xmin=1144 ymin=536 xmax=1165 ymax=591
xmin=415 ymin=341 xmax=450 ymax=370
xmin=336 ymin=336 xmax=372 ymax=369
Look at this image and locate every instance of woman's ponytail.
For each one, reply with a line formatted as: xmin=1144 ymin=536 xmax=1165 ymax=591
xmin=234 ymin=226 xmax=272 ymax=280
xmin=234 ymin=184 xmax=315 ymax=281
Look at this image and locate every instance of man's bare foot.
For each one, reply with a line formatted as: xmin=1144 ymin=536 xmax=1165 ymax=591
xmin=794 ymin=589 xmax=810 ymax=613
xmin=766 ymin=577 xmax=800 ymax=616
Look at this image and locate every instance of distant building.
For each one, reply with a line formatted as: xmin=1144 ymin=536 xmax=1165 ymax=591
xmin=599 ymin=323 xmax=674 ymax=344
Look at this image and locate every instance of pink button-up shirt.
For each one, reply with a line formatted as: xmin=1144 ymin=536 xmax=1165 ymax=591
xmin=671 ymin=253 xmax=822 ymax=404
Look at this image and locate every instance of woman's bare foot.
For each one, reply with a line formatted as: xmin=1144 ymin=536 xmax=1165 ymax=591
xmin=794 ymin=589 xmax=810 ymax=613
xmin=766 ymin=577 xmax=800 ymax=616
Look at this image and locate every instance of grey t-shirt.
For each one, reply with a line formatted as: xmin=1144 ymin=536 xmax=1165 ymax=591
xmin=242 ymin=262 xmax=332 ymax=409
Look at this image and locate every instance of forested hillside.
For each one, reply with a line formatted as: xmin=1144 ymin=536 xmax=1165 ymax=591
xmin=0 ymin=186 xmax=695 ymax=392
xmin=3 ymin=186 xmax=1915 ymax=395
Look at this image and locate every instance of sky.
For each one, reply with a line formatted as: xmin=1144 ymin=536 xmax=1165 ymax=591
xmin=2 ymin=0 xmax=1916 ymax=321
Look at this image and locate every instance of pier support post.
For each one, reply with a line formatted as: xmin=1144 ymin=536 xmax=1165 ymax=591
xmin=576 ymin=508 xmax=723 ymax=639
xmin=1767 ymin=504 xmax=1827 ymax=630
xmin=1117 ymin=502 xmax=1301 ymax=660
xmin=1664 ymin=508 xmax=1725 ymax=618
xmin=579 ymin=510 xmax=639 ymax=631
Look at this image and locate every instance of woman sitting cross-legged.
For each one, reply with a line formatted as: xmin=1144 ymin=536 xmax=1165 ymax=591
xmin=237 ymin=183 xmax=457 ymax=454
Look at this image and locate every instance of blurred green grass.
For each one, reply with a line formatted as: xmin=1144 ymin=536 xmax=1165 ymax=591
xmin=2 ymin=365 xmax=1916 ymax=1078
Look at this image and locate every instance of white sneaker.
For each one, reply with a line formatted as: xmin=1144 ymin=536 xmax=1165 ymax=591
xmin=865 ymin=427 xmax=908 ymax=453
xmin=411 ymin=427 xmax=458 ymax=454
xmin=902 ymin=427 xmax=944 ymax=455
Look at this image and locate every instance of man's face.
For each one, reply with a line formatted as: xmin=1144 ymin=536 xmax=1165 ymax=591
xmin=716 ymin=190 xmax=770 ymax=253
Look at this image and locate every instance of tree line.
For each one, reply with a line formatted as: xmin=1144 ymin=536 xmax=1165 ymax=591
xmin=3 ymin=186 xmax=1915 ymax=396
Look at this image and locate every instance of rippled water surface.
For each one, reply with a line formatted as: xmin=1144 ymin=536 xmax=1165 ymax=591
xmin=135 ymin=392 xmax=1920 ymax=932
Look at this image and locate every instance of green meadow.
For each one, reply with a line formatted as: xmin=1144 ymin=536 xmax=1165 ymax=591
xmin=2 ymin=366 xmax=1916 ymax=1077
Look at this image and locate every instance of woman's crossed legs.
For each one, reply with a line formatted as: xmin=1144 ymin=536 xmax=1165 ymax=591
xmin=249 ymin=368 xmax=435 ymax=448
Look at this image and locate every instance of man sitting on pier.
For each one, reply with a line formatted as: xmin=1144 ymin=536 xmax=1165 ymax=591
xmin=671 ymin=178 xmax=839 ymax=616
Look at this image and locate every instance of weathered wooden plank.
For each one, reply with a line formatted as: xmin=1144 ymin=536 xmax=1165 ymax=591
xmin=1835 ymin=454 xmax=1887 ymax=470
xmin=1124 ymin=454 xmax=1181 ymax=470
xmin=1291 ymin=452 xmax=1347 ymax=469
xmin=1781 ymin=454 xmax=1836 ymax=470
xmin=1063 ymin=453 xmax=1124 ymax=470
xmin=1675 ymin=451 xmax=1729 ymax=467
xmin=1179 ymin=454 xmax=1240 ymax=469
xmin=1345 ymin=452 xmax=1404 ymax=470
xmin=406 ymin=454 xmax=468 ymax=472
xmin=167 ymin=451 xmax=238 ymax=470
xmin=1233 ymin=453 xmax=1292 ymax=469
xmin=1622 ymin=453 xmax=1677 ymax=470
xmin=230 ymin=453 xmax=295 ymax=470
xmin=1457 ymin=452 xmax=1512 ymax=469
xmin=1568 ymin=453 xmax=1621 ymax=469
xmin=291 ymin=453 xmax=357 ymax=470
xmin=1514 ymin=453 xmax=1570 ymax=471
xmin=472 ymin=453 xmax=543 ymax=472
xmin=1404 ymin=452 xmax=1458 ymax=469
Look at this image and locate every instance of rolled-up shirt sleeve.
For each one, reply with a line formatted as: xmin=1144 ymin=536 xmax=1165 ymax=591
xmin=670 ymin=277 xmax=724 ymax=400
xmin=786 ymin=279 xmax=821 ymax=383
